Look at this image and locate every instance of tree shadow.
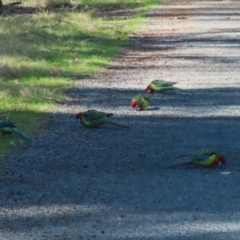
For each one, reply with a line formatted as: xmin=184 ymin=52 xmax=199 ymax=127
xmin=65 ymin=86 xmax=240 ymax=108
xmin=147 ymin=6 xmax=240 ymax=18
xmin=1 ymin=84 xmax=240 ymax=237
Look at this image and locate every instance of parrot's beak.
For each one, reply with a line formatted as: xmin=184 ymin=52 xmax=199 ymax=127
xmin=215 ymin=155 xmax=226 ymax=166
xmin=218 ymin=155 xmax=226 ymax=164
xmin=146 ymin=85 xmax=152 ymax=93
xmin=75 ymin=113 xmax=81 ymax=120
xmin=130 ymin=101 xmax=137 ymax=108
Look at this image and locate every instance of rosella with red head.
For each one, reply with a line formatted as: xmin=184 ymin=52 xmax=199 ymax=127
xmin=165 ymin=149 xmax=226 ymax=168
xmin=146 ymin=79 xmax=180 ymax=93
xmin=212 ymin=154 xmax=226 ymax=166
xmin=76 ymin=109 xmax=129 ymax=129
xmin=130 ymin=94 xmax=149 ymax=110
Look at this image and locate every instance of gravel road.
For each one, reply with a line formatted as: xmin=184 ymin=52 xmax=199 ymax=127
xmin=1 ymin=0 xmax=240 ymax=239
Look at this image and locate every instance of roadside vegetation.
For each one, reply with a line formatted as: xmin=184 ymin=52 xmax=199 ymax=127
xmin=0 ymin=0 xmax=160 ymax=154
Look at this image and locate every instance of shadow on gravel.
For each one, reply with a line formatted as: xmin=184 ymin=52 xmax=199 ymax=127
xmin=147 ymin=6 xmax=240 ymax=17
xmin=70 ymin=86 xmax=240 ymax=107
xmin=127 ymin=36 xmax=240 ymax=48
xmin=1 ymin=85 xmax=240 ymax=236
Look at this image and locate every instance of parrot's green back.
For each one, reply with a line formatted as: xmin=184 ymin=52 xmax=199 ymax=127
xmin=132 ymin=94 xmax=149 ymax=101
xmin=140 ymin=97 xmax=149 ymax=109
xmin=84 ymin=110 xmax=113 ymax=119
xmin=152 ymin=80 xmax=177 ymax=87
xmin=151 ymin=80 xmax=177 ymax=92
xmin=189 ymin=149 xmax=217 ymax=157
xmin=150 ymin=80 xmax=183 ymax=92
xmin=81 ymin=110 xmax=129 ymax=129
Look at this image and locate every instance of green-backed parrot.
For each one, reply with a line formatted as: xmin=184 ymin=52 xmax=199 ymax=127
xmin=0 ymin=118 xmax=32 ymax=142
xmin=130 ymin=94 xmax=150 ymax=110
xmin=166 ymin=149 xmax=226 ymax=168
xmin=146 ymin=79 xmax=182 ymax=93
xmin=76 ymin=110 xmax=129 ymax=129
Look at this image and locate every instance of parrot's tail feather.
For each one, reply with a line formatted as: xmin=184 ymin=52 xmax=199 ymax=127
xmin=164 ymin=160 xmax=193 ymax=169
xmin=109 ymin=121 xmax=129 ymax=129
xmin=173 ymin=87 xmax=190 ymax=92
xmin=11 ymin=129 xmax=32 ymax=142
xmin=178 ymin=154 xmax=195 ymax=158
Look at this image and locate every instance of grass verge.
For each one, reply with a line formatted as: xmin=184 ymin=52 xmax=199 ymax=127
xmin=0 ymin=0 xmax=161 ymax=154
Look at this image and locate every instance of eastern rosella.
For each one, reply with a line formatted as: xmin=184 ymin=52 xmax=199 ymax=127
xmin=0 ymin=118 xmax=32 ymax=142
xmin=166 ymin=149 xmax=226 ymax=168
xmin=146 ymin=79 xmax=181 ymax=93
xmin=76 ymin=110 xmax=129 ymax=129
xmin=130 ymin=94 xmax=150 ymax=110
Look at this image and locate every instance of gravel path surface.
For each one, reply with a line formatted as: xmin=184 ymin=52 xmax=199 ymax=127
xmin=1 ymin=0 xmax=240 ymax=239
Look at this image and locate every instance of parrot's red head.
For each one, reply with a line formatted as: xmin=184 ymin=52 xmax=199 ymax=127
xmin=146 ymin=85 xmax=154 ymax=93
xmin=218 ymin=155 xmax=226 ymax=165
xmin=213 ymin=155 xmax=226 ymax=166
xmin=130 ymin=101 xmax=137 ymax=108
xmin=75 ymin=112 xmax=82 ymax=120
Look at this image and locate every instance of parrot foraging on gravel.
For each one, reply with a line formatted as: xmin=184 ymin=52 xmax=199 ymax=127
xmin=0 ymin=118 xmax=32 ymax=142
xmin=165 ymin=149 xmax=226 ymax=168
xmin=146 ymin=80 xmax=182 ymax=93
xmin=130 ymin=94 xmax=150 ymax=110
xmin=76 ymin=110 xmax=129 ymax=129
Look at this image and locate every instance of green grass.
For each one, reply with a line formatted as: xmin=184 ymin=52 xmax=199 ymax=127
xmin=0 ymin=0 xmax=161 ymax=154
